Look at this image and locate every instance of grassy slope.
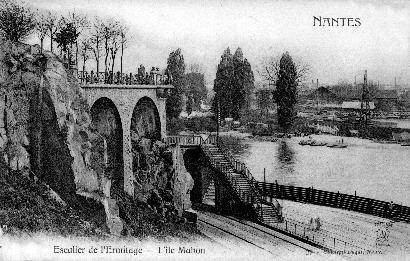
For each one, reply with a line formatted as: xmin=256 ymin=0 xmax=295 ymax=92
xmin=0 ymin=166 xmax=107 ymax=238
xmin=0 ymin=164 xmax=203 ymax=241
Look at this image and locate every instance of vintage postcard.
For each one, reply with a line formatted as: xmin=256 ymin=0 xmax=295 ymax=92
xmin=0 ymin=0 xmax=409 ymax=260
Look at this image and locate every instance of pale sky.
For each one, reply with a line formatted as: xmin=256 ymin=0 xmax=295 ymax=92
xmin=28 ymin=0 xmax=410 ymax=86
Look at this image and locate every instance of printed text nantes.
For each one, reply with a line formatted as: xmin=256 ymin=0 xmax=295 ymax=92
xmin=313 ymin=16 xmax=361 ymax=27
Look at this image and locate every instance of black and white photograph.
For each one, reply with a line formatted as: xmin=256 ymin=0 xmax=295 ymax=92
xmin=0 ymin=0 xmax=409 ymax=260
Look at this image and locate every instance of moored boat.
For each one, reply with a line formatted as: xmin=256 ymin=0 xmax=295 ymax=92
xmin=299 ymin=139 xmax=315 ymax=145
xmin=311 ymin=141 xmax=327 ymax=146
xmin=333 ymin=144 xmax=348 ymax=148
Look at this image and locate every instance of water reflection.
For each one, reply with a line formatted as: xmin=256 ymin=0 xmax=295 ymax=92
xmin=277 ymin=139 xmax=295 ymax=174
xmin=220 ymin=135 xmax=251 ymax=157
xmin=237 ymin=135 xmax=410 ymax=205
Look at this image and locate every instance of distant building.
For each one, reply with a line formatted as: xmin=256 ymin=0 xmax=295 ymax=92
xmin=300 ymin=84 xmax=398 ymax=113
xmin=373 ymin=90 xmax=398 ymax=111
xmin=305 ymin=87 xmax=340 ymax=103
xmin=341 ymin=101 xmax=375 ymax=110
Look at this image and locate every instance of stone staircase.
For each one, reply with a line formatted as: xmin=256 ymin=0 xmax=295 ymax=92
xmin=202 ymin=179 xmax=215 ymax=206
xmin=201 ymin=144 xmax=282 ymax=224
xmin=258 ymin=203 xmax=281 ymax=225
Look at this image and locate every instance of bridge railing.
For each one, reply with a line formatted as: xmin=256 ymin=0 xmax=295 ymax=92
xmin=164 ymin=135 xmax=217 ymax=146
xmin=266 ymin=214 xmax=376 ymax=252
xmin=78 ymin=70 xmax=171 ymax=86
xmin=256 ymin=181 xmax=410 ymax=224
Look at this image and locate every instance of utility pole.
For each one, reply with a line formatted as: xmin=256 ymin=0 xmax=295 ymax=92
xmin=216 ymin=96 xmax=220 ymax=146
xmin=316 ymin=79 xmax=319 ymax=111
xmin=360 ymin=70 xmax=370 ymax=124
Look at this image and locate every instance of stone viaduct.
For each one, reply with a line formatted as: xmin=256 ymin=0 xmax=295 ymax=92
xmin=81 ymin=83 xmax=173 ymax=196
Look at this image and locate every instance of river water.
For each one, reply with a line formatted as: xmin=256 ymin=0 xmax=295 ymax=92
xmin=227 ymin=134 xmax=410 ymax=206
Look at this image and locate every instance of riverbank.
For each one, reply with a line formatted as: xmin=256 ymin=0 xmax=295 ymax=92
xmin=280 ymin=199 xmax=410 ymax=258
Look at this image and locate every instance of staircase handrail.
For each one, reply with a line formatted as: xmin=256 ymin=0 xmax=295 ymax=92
xmin=213 ymin=143 xmax=277 ymax=221
xmin=217 ymin=141 xmax=263 ymax=199
xmin=215 ymin=139 xmax=281 ymax=221
xmin=204 ymin=147 xmax=265 ymax=221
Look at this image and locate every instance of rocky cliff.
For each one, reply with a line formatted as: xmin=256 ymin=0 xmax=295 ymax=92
xmin=0 ymin=37 xmax=102 ymax=202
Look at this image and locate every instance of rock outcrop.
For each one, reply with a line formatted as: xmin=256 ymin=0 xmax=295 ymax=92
xmin=0 ymin=38 xmax=120 ymax=234
xmin=172 ymin=145 xmax=194 ymax=216
xmin=130 ymin=135 xmax=194 ymax=221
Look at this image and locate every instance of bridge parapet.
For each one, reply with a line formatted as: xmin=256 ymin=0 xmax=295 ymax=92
xmin=78 ymin=68 xmax=171 ymax=86
xmin=164 ymin=135 xmax=217 ymax=146
xmin=80 ymin=83 xmax=173 ymax=90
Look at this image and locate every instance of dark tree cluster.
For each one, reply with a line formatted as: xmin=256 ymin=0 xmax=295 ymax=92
xmin=0 ymin=0 xmax=36 ymax=42
xmin=276 ymin=52 xmax=298 ymax=132
xmin=213 ymin=47 xmax=255 ymax=120
xmin=262 ymin=52 xmax=308 ymax=132
xmin=165 ymin=48 xmax=185 ymax=119
xmin=184 ymin=72 xmax=207 ymax=115
xmin=54 ymin=22 xmax=79 ymax=62
xmin=256 ymin=89 xmax=275 ymax=117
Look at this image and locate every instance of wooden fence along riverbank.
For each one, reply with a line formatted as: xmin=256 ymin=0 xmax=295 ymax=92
xmin=256 ymin=181 xmax=410 ymax=223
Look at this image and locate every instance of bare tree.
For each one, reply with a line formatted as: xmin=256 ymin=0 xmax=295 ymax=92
xmin=187 ymin=63 xmax=204 ymax=74
xmin=119 ymin=23 xmax=129 ymax=83
xmin=90 ymin=16 xmax=104 ymax=78
xmin=101 ymin=19 xmax=115 ymax=82
xmin=100 ymin=18 xmax=120 ymax=83
xmin=260 ymin=54 xmax=309 ymax=86
xmin=44 ymin=12 xmax=58 ymax=52
xmin=79 ymin=37 xmax=92 ymax=81
xmin=35 ymin=13 xmax=48 ymax=52
xmin=0 ymin=0 xmax=36 ymax=42
xmin=109 ymin=26 xmax=121 ymax=82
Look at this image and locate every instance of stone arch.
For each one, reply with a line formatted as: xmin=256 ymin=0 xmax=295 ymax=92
xmin=90 ymin=97 xmax=124 ymax=192
xmin=130 ymin=97 xmax=161 ymax=141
